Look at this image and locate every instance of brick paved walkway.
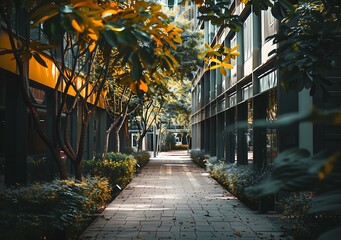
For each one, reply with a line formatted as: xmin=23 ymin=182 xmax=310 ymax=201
xmin=80 ymin=151 xmax=292 ymax=240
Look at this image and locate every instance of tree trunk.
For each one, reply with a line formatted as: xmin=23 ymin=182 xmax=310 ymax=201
xmin=113 ymin=129 xmax=120 ymax=152
xmin=138 ymin=133 xmax=146 ymax=151
xmin=74 ymin=119 xmax=89 ymax=181
xmin=74 ymin=160 xmax=82 ymax=182
xmin=122 ymin=117 xmax=130 ymax=150
xmin=102 ymin=122 xmax=114 ymax=160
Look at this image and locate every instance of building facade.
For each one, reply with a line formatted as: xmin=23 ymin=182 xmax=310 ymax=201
xmin=0 ymin=20 xmax=114 ymax=185
xmin=191 ymin=1 xmax=341 ymax=169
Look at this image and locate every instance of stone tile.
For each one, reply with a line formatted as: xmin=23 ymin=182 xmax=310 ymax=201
xmin=80 ymin=151 xmax=293 ymax=240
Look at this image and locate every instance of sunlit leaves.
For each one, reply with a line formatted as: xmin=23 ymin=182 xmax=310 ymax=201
xmin=200 ymin=43 xmax=239 ymax=76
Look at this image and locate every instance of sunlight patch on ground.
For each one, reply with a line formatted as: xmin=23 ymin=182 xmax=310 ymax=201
xmin=133 ymin=185 xmax=174 ymax=189
xmin=106 ymin=204 xmax=171 ymax=211
xmin=164 ymin=164 xmax=190 ymax=167
xmin=204 ymin=195 xmax=237 ymax=200
xmin=139 ymin=195 xmax=181 ymax=199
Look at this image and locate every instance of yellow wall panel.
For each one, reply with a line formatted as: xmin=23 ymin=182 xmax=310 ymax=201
xmin=0 ymin=31 xmax=105 ymax=108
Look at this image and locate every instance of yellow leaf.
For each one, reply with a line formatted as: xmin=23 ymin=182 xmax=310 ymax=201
xmin=88 ymin=41 xmax=96 ymax=52
xmin=220 ymin=66 xmax=227 ymax=76
xmin=209 ymin=65 xmax=220 ymax=70
xmin=198 ymin=51 xmax=209 ymax=59
xmin=121 ymin=11 xmax=138 ymax=19
xmin=130 ymin=81 xmax=137 ymax=93
xmin=231 ymin=51 xmax=240 ymax=56
xmin=230 ymin=45 xmax=239 ymax=52
xmin=150 ymin=4 xmax=162 ymax=13
xmin=221 ymin=62 xmax=233 ymax=69
xmin=88 ymin=33 xmax=98 ymax=41
xmin=71 ymin=19 xmax=85 ymax=33
xmin=173 ymin=35 xmax=182 ymax=44
xmin=73 ymin=1 xmax=101 ymax=9
xmin=153 ymin=36 xmax=163 ymax=46
xmin=139 ymin=80 xmax=148 ymax=92
xmin=210 ymin=58 xmax=221 ymax=64
xmin=213 ymin=44 xmax=222 ymax=50
xmin=195 ymin=0 xmax=204 ymax=6
xmin=102 ymin=9 xmax=124 ymax=18
xmin=91 ymin=19 xmax=104 ymax=28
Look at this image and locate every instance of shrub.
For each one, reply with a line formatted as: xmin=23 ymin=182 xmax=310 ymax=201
xmin=205 ymin=157 xmax=270 ymax=209
xmin=173 ymin=144 xmax=189 ymax=150
xmin=190 ymin=149 xmax=210 ymax=168
xmin=278 ymin=192 xmax=340 ymax=239
xmin=132 ymin=151 xmax=150 ymax=169
xmin=27 ymin=155 xmax=51 ymax=182
xmin=160 ymin=145 xmax=169 ymax=152
xmin=0 ymin=177 xmax=111 ymax=239
xmin=83 ymin=152 xmax=137 ymax=190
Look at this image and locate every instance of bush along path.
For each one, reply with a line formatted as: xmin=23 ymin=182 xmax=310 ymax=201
xmin=0 ymin=151 xmax=151 ymax=240
xmin=80 ymin=150 xmax=292 ymax=239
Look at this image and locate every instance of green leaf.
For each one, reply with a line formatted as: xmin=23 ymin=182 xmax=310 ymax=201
xmin=139 ymin=47 xmax=154 ymax=67
xmin=30 ymin=4 xmax=59 ymax=22
xmin=309 ymin=190 xmax=341 ymax=215
xmin=278 ymin=0 xmax=295 ymax=12
xmin=131 ymin=52 xmax=142 ymax=81
xmin=32 ymin=52 xmax=48 ymax=68
xmin=102 ymin=31 xmax=118 ymax=47
xmin=318 ymin=227 xmax=341 ymax=240
xmin=116 ymin=30 xmax=137 ymax=46
xmin=271 ymin=2 xmax=285 ymax=19
xmin=134 ymin=30 xmax=151 ymax=43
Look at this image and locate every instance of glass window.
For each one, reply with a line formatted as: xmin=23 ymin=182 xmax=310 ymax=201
xmin=0 ymin=81 xmax=5 ymax=185
xmin=247 ymin=100 xmax=253 ymax=163
xmin=227 ymin=92 xmax=237 ymax=107
xmin=259 ymin=70 xmax=277 ymax=93
xmin=266 ymin=90 xmax=278 ymax=165
xmin=243 ymin=14 xmax=252 ymax=60
xmin=27 ymin=108 xmax=48 ymax=155
xmin=263 ymin=8 xmax=275 ymax=42
xmin=242 ymin=84 xmax=253 ymax=100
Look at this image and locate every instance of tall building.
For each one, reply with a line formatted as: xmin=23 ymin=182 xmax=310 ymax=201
xmin=191 ymin=1 xmax=341 ymax=168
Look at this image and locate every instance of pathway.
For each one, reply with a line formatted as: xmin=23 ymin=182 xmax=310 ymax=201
xmin=80 ymin=151 xmax=292 ymax=240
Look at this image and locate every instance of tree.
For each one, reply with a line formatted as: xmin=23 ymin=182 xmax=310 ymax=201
xmin=164 ymin=78 xmax=192 ymax=130
xmin=134 ymin=94 xmax=165 ymax=152
xmin=102 ymin=79 xmax=139 ymax=159
xmin=0 ymin=0 xmax=182 ymax=181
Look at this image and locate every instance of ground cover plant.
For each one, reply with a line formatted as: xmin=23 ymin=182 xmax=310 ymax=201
xmin=132 ymin=151 xmax=151 ymax=169
xmin=190 ymin=149 xmax=210 ymax=168
xmin=205 ymin=157 xmax=271 ymax=210
xmin=0 ymin=177 xmax=111 ymax=240
xmin=83 ymin=152 xmax=137 ymax=192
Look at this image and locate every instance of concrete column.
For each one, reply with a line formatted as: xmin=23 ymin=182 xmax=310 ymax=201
xmin=5 ymin=79 xmax=28 ymax=185
xmin=253 ymin=94 xmax=267 ymax=169
xmin=237 ymin=103 xmax=248 ymax=165
xmin=298 ymin=89 xmax=313 ymax=153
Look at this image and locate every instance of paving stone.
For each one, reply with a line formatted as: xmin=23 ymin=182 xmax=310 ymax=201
xmin=80 ymin=151 xmax=292 ymax=240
